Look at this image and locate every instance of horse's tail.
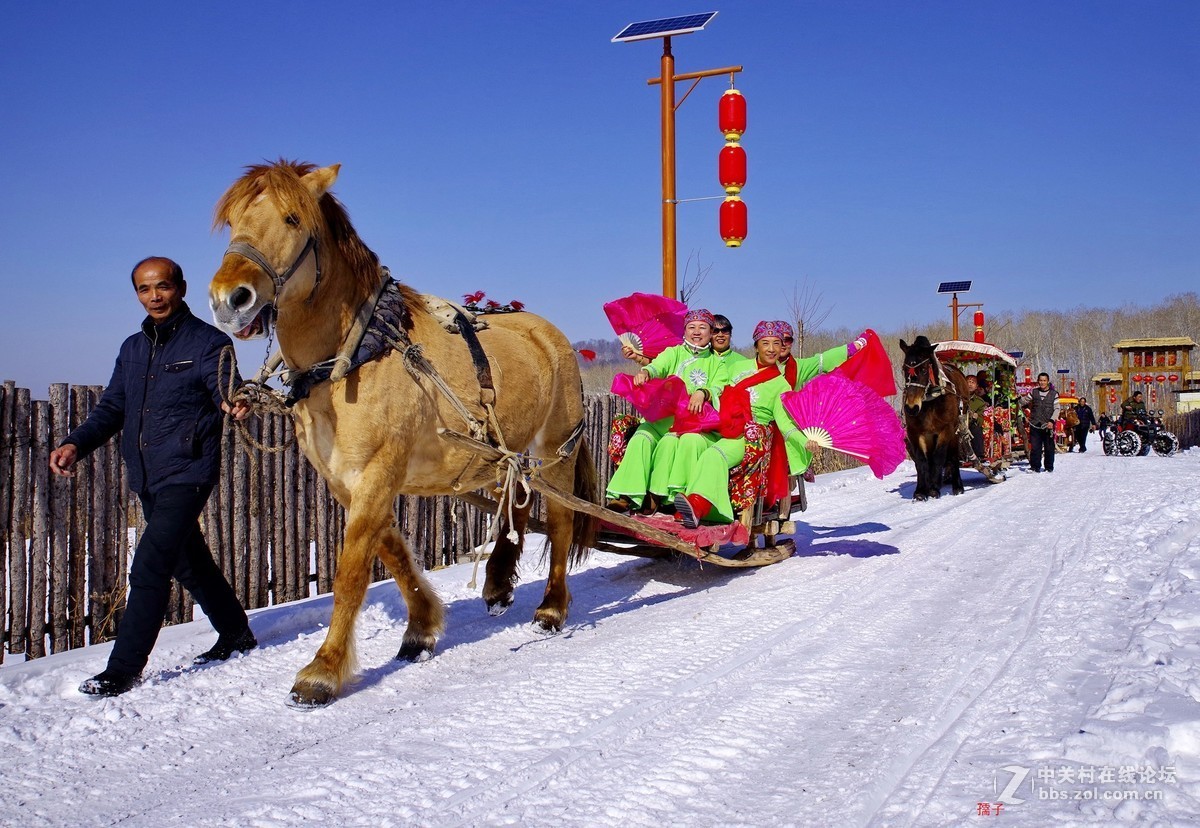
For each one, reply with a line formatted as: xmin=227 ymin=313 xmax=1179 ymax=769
xmin=568 ymin=439 xmax=598 ymax=567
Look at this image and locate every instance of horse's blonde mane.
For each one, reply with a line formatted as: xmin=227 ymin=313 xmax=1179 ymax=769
xmin=214 ymin=160 xmax=384 ymax=300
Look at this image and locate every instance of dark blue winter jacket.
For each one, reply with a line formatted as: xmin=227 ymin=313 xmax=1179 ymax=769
xmin=63 ymin=303 xmax=240 ymax=495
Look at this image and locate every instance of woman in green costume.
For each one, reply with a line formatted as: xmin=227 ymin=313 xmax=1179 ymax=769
xmin=674 ymin=321 xmax=868 ymax=528
xmin=605 ymin=309 xmax=726 ymax=514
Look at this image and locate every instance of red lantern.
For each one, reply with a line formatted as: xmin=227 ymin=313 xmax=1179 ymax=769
xmin=1169 ymin=374 xmax=1179 ymax=382
xmin=718 ymin=142 xmax=747 ymax=195
xmin=973 ymin=310 xmax=985 ymax=343
xmin=1069 ymin=380 xmax=1076 ymax=396
xmin=1156 ymin=354 xmax=1166 ymax=367
xmin=1134 ymin=354 xmax=1142 ymax=367
xmin=1109 ymin=391 xmax=1118 ymax=405
xmin=1024 ymin=367 xmax=1032 ymax=383
xmin=720 ymin=196 xmax=747 ymax=247
xmin=719 ymin=89 xmax=746 ymax=141
xmin=1169 ymin=353 xmax=1178 ymax=366
xmin=1151 ymin=389 xmax=1157 ymax=404
xmin=1157 ymin=374 xmax=1167 ymax=383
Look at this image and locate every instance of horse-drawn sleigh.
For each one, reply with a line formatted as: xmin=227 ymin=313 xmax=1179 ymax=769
xmin=206 ymin=160 xmax=897 ymax=706
xmin=900 ymin=337 xmax=1018 ymax=500
xmin=591 ymin=412 xmax=804 ymax=567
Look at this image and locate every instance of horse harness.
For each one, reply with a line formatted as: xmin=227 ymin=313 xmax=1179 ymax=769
xmin=226 ymin=231 xmax=585 ymax=479
xmin=226 ymin=236 xmax=323 ymax=306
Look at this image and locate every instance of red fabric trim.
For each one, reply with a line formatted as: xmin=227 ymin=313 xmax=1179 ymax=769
xmin=834 ymin=329 xmax=897 ymax=397
xmin=763 ymin=423 xmax=790 ymax=506
xmin=717 ymin=365 xmax=781 ymax=439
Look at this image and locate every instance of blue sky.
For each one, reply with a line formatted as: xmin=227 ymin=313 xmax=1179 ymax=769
xmin=2 ymin=1 xmax=1197 ymax=390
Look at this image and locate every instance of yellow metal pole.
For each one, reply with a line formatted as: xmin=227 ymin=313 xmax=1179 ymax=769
xmin=661 ymin=37 xmax=677 ymax=300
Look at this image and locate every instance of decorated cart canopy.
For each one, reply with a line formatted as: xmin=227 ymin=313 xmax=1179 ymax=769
xmin=933 ymin=340 xmax=1017 ymax=367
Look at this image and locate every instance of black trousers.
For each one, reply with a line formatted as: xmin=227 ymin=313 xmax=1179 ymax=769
xmin=969 ymin=422 xmax=985 ymax=459
xmin=1074 ymin=425 xmax=1090 ymax=452
xmin=1028 ymin=428 xmax=1055 ymax=472
xmin=107 ymin=484 xmax=248 ymax=675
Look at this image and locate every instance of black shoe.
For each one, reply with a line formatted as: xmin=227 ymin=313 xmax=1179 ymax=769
xmin=79 ymin=669 xmax=141 ymax=697
xmin=194 ymin=628 xmax=257 ymax=665
xmin=674 ymin=494 xmax=699 ymax=529
xmin=605 ymin=496 xmax=633 ymax=514
xmin=1046 ymin=467 xmax=1054 ymax=473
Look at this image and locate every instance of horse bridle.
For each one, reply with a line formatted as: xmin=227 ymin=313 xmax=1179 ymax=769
xmin=903 ymin=357 xmax=947 ymax=403
xmin=224 ymin=234 xmax=324 ymax=305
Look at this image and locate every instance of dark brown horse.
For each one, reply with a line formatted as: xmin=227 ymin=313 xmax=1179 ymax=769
xmin=899 ymin=337 xmax=970 ymax=501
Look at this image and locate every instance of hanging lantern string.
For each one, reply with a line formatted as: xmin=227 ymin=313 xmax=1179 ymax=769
xmin=668 ymin=195 xmax=727 ymax=204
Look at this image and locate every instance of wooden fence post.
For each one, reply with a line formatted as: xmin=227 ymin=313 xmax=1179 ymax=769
xmin=0 ymin=381 xmax=13 ymax=661
xmin=8 ymin=387 xmax=31 ymax=655
xmin=48 ymin=384 xmax=70 ymax=654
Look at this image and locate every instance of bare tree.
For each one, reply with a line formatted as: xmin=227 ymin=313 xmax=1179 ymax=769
xmin=783 ymin=279 xmax=832 ymax=358
xmin=678 ymin=249 xmax=712 ymax=306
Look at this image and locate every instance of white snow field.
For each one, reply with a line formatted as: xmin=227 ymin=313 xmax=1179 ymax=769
xmin=2 ymin=448 xmax=1198 ymax=827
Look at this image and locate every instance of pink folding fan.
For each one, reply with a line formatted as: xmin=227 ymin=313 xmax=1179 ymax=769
xmin=603 ymin=292 xmax=688 ymax=359
xmin=780 ymin=373 xmax=906 ymax=479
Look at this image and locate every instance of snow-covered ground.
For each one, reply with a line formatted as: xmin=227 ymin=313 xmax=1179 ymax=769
xmin=2 ymin=448 xmax=1198 ymax=827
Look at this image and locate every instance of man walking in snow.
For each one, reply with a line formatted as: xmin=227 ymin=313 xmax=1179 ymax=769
xmin=50 ymin=257 xmax=257 ymax=696
xmin=1021 ymin=372 xmax=1058 ymax=473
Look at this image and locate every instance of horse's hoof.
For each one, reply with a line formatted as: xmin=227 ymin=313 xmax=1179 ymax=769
xmin=532 ymin=609 xmax=566 ymax=634
xmin=912 ymin=493 xmax=927 ymax=502
xmin=396 ymin=635 xmax=437 ymax=663
xmin=485 ymin=594 xmax=514 ymax=617
xmin=952 ymin=488 xmax=964 ymax=496
xmin=288 ymin=684 xmax=335 ymax=709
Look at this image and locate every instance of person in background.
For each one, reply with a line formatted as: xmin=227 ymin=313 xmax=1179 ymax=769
xmin=1120 ymin=390 xmax=1147 ymax=425
xmin=1073 ymin=396 xmax=1097 ymax=452
xmin=49 ymin=257 xmax=256 ymax=697
xmin=1020 ymin=372 xmax=1058 ymax=473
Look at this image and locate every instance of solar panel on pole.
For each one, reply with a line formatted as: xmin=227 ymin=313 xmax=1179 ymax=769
xmin=612 ymin=12 xmax=718 ymax=43
xmin=936 ymin=280 xmax=972 ymax=294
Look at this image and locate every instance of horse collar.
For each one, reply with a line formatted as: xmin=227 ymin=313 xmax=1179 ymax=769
xmin=225 ymin=235 xmax=323 ymax=305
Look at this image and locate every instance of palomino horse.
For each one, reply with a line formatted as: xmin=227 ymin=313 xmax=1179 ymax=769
xmin=208 ymin=161 xmax=596 ymax=706
xmin=899 ymin=337 xmax=970 ymax=501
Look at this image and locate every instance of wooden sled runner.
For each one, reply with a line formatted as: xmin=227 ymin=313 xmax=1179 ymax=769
xmin=441 ymin=427 xmax=800 ymax=568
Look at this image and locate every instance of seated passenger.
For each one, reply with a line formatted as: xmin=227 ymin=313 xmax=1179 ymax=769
xmin=605 ymin=309 xmax=723 ymax=514
xmin=964 ymin=375 xmax=986 ymax=459
xmin=710 ymin=314 xmax=752 ymax=372
xmin=674 ymin=321 xmax=867 ymax=528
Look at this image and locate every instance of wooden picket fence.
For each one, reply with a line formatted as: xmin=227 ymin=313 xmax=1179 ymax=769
xmin=16 ymin=376 xmax=1181 ymax=664
xmin=0 ymin=380 xmax=628 ymax=662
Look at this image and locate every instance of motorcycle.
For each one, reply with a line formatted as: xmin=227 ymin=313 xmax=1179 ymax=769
xmin=1100 ymin=410 xmax=1179 ymax=457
